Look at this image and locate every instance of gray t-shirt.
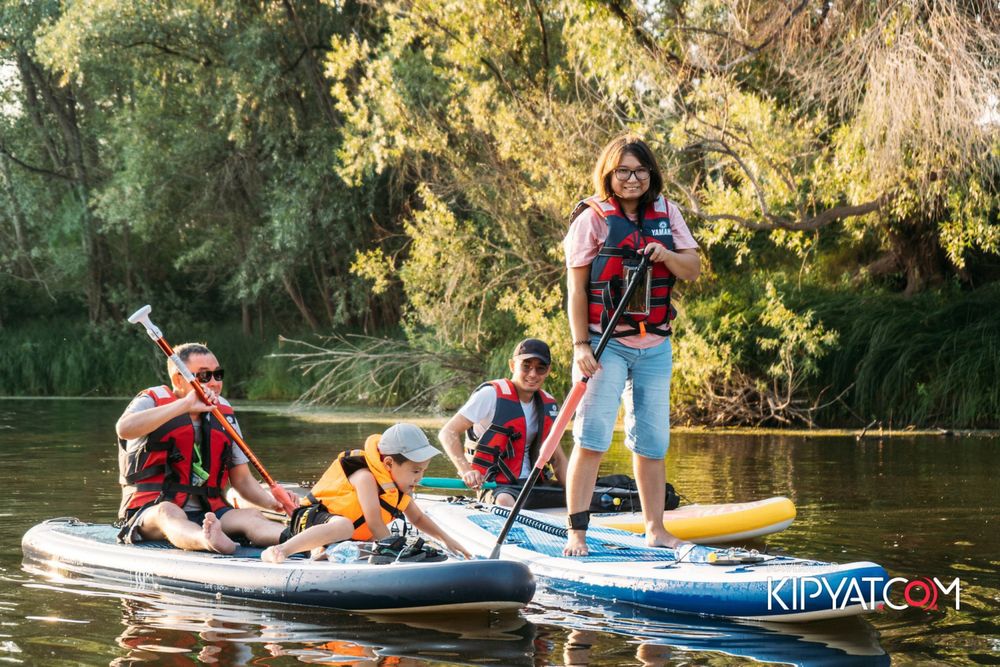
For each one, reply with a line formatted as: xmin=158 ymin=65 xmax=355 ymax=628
xmin=120 ymin=392 xmax=248 ymax=511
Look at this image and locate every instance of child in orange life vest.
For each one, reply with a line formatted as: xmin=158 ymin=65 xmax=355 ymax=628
xmin=261 ymin=423 xmax=471 ymax=563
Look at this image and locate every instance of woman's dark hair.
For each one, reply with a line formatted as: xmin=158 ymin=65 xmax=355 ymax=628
xmin=591 ymin=133 xmax=664 ymax=207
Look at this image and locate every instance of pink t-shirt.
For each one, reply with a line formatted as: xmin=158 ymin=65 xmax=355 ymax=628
xmin=563 ymin=198 xmax=698 ymax=349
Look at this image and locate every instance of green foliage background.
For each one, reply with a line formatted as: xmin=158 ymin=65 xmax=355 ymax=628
xmin=1 ymin=0 xmax=998 ymax=427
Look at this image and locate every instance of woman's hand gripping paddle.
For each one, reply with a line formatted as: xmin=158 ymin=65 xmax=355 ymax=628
xmin=489 ymin=254 xmax=651 ymax=559
xmin=126 ymin=305 xmax=297 ymax=516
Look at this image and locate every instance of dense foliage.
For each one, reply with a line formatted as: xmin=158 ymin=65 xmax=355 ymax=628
xmin=2 ymin=1 xmax=998 ymax=426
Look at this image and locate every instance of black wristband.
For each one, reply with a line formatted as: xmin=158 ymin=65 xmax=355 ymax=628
xmin=567 ymin=510 xmax=590 ymax=531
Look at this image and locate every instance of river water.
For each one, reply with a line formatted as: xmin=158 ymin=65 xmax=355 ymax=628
xmin=0 ymin=398 xmax=997 ymax=665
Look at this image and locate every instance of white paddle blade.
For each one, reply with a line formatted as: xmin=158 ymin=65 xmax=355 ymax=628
xmin=126 ymin=304 xmax=162 ymax=341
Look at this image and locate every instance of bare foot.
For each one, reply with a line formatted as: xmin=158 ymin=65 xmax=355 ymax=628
xmin=202 ymin=512 xmax=237 ymax=554
xmin=563 ymin=529 xmax=589 ymax=557
xmin=310 ymin=546 xmax=328 ymax=561
xmin=261 ymin=545 xmax=287 ymax=563
xmin=645 ymin=528 xmax=684 ymax=549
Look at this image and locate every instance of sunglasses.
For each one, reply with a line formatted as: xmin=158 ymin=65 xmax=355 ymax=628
xmin=194 ymin=369 xmax=225 ymax=383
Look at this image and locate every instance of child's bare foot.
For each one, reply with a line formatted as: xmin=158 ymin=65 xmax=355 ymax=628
xmin=202 ymin=512 xmax=237 ymax=554
xmin=563 ymin=529 xmax=589 ymax=557
xmin=261 ymin=545 xmax=287 ymax=563
xmin=310 ymin=546 xmax=328 ymax=561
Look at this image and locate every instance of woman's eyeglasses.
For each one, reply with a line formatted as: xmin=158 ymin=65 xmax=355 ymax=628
xmin=613 ymin=167 xmax=650 ymax=182
xmin=194 ymin=369 xmax=225 ymax=383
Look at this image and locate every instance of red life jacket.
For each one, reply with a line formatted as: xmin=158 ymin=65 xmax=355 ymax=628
xmin=117 ymin=385 xmax=234 ymax=518
xmin=571 ymin=194 xmax=677 ymax=337
xmin=465 ymin=379 xmax=560 ymax=484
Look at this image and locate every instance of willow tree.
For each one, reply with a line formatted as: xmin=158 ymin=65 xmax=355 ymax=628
xmin=666 ymin=0 xmax=1000 ymax=293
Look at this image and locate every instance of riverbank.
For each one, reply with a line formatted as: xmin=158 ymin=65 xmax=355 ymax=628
xmin=6 ymin=395 xmax=998 ymax=438
xmin=241 ymin=401 xmax=1000 ymax=439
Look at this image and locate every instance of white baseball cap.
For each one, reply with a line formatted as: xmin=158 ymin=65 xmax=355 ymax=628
xmin=379 ymin=423 xmax=440 ymax=462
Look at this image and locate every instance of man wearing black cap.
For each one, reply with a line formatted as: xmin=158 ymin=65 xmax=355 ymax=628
xmin=439 ymin=339 xmax=569 ymax=507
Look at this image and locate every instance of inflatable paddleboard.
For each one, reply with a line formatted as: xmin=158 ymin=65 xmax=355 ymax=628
xmin=22 ymin=518 xmax=535 ymax=614
xmin=227 ymin=485 xmax=796 ymax=544
xmin=538 ymin=496 xmax=797 ymax=543
xmin=420 ymin=498 xmax=887 ymax=622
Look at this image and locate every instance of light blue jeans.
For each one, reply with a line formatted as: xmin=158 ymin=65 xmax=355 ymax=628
xmin=572 ymin=335 xmax=672 ymax=459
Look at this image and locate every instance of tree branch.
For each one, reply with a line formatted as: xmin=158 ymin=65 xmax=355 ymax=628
xmin=0 ymin=143 xmax=74 ymax=181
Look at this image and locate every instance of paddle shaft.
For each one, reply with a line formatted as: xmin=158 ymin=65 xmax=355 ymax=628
xmin=420 ymin=477 xmax=497 ymax=490
xmin=489 ymin=254 xmax=651 ymax=558
xmin=127 ymin=306 xmax=297 ymax=515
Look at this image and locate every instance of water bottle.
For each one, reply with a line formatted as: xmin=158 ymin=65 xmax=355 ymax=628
xmin=324 ymin=542 xmax=361 ymax=563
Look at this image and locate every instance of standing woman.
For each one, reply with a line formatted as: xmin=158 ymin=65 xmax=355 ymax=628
xmin=562 ymin=134 xmax=700 ymax=556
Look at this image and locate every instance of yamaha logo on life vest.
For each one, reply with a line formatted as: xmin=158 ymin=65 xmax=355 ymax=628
xmin=649 ymin=220 xmax=672 ymax=236
xmin=548 ymin=405 xmax=559 ymax=418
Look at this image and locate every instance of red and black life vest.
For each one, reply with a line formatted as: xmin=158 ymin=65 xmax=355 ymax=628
xmin=465 ymin=379 xmax=560 ymax=484
xmin=117 ymin=385 xmax=234 ymax=518
xmin=571 ymin=194 xmax=677 ymax=337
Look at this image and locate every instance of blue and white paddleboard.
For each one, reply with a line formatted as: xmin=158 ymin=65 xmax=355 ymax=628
xmin=421 ymin=498 xmax=888 ymax=622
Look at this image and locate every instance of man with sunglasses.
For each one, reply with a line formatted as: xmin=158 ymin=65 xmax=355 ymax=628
xmin=438 ymin=338 xmax=569 ymax=508
xmin=114 ymin=343 xmax=292 ymax=553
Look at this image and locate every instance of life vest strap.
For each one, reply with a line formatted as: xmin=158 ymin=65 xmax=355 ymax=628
xmin=597 ymin=246 xmax=640 ymax=259
xmin=162 ymin=482 xmax=223 ymax=498
xmin=588 ymin=323 xmax=673 ymax=338
xmin=125 ymin=465 xmax=168 ymax=484
xmin=378 ymin=497 xmax=405 ymax=519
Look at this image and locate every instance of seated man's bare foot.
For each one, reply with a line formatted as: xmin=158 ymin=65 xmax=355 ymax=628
xmin=202 ymin=512 xmax=237 ymax=554
xmin=563 ymin=529 xmax=589 ymax=557
xmin=310 ymin=546 xmax=328 ymax=561
xmin=261 ymin=545 xmax=287 ymax=563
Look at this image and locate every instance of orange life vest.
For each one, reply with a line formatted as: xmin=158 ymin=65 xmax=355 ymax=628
xmin=301 ymin=434 xmax=411 ymax=541
xmin=117 ymin=385 xmax=234 ymax=518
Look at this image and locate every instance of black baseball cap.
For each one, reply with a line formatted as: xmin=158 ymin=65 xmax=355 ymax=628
xmin=511 ymin=338 xmax=551 ymax=365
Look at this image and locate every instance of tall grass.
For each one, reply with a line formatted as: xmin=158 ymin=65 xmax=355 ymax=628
xmin=0 ymin=319 xmax=309 ymax=399
xmin=677 ymin=281 xmax=1000 ymax=429
xmin=808 ymin=284 xmax=1000 ymax=428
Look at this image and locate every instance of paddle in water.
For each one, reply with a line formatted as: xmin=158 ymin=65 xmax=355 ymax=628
xmin=126 ymin=305 xmax=297 ymax=515
xmin=489 ymin=255 xmax=651 ymax=559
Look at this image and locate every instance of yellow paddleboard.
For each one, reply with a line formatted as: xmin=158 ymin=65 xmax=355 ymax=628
xmin=585 ymin=496 xmax=797 ymax=543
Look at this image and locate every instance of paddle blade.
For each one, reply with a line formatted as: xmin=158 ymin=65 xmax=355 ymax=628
xmin=534 ymin=379 xmax=587 ymax=469
xmin=269 ymin=482 xmax=297 ymax=515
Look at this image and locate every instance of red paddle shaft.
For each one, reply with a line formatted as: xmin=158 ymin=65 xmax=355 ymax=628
xmin=127 ymin=305 xmax=296 ymax=515
xmin=489 ymin=254 xmax=651 ymax=558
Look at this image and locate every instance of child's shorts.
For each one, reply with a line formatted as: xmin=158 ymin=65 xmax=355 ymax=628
xmin=279 ymin=504 xmax=336 ymax=543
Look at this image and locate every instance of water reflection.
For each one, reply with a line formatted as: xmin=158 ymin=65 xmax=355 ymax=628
xmin=17 ymin=573 xmax=892 ymax=666
xmin=528 ymin=591 xmax=887 ymax=666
